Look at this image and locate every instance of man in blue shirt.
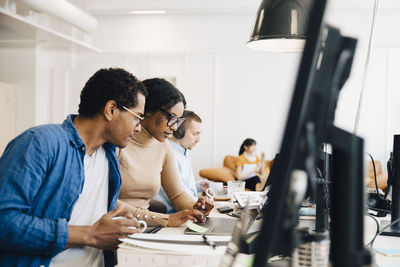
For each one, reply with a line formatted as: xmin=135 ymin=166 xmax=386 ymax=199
xmin=0 ymin=68 xmax=147 ymax=267
xmin=155 ymin=110 xmax=209 ymax=213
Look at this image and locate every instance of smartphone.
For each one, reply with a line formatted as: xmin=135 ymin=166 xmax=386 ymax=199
xmin=217 ymin=206 xmax=234 ymax=214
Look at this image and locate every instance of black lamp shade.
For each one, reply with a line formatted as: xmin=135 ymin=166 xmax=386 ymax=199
xmin=247 ymin=0 xmax=313 ymax=52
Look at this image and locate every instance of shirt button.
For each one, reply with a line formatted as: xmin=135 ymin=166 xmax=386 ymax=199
xmin=136 ymin=215 xmax=141 ymax=219
xmin=81 ymin=147 xmax=85 ymax=152
xmin=144 ymin=215 xmax=149 ymax=219
xmin=151 ymin=216 xmax=156 ymax=219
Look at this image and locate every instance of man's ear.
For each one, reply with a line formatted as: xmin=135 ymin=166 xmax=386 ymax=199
xmin=104 ymin=100 xmax=118 ymax=122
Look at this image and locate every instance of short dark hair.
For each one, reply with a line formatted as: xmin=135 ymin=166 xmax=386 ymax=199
xmin=78 ymin=68 xmax=147 ymax=118
xmin=239 ymin=138 xmax=257 ymax=155
xmin=173 ymin=110 xmax=202 ymax=139
xmin=142 ymin=78 xmax=186 ymax=114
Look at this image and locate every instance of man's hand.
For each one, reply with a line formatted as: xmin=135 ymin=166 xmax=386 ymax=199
xmin=90 ymin=205 xmax=143 ymax=250
xmin=68 ymin=204 xmax=141 ymax=251
xmin=167 ymin=209 xmax=206 ymax=227
xmin=193 ymin=196 xmax=214 ymax=215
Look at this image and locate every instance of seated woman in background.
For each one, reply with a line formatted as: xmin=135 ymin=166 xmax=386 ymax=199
xmin=235 ymin=138 xmax=267 ymax=191
xmin=118 ymin=78 xmax=213 ymax=227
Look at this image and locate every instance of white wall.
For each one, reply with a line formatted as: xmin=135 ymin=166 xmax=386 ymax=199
xmin=69 ymin=6 xmax=399 ymax=178
xmin=0 ymin=48 xmax=35 ymax=134
xmin=2 ymin=3 xmax=400 ymax=179
xmin=67 ymin=50 xmax=300 ymax=178
xmin=0 ymin=82 xmax=16 ymax=154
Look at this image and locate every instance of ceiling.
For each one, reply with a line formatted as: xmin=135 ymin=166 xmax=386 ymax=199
xmin=69 ymin=0 xmax=400 ymax=15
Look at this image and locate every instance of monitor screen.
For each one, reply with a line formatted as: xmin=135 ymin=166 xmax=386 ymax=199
xmin=253 ymin=0 xmax=357 ymax=265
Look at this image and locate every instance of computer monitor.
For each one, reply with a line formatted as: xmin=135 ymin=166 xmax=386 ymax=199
xmin=252 ymin=0 xmax=361 ymax=266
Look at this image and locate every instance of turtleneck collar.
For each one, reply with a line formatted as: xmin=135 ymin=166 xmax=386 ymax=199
xmin=130 ymin=126 xmax=156 ymax=146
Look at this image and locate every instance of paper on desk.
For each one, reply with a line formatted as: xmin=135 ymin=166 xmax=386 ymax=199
xmin=375 ymin=248 xmax=400 ymax=256
xmin=127 ymin=233 xmax=231 ymax=243
xmin=186 ymin=221 xmax=208 ymax=233
xmin=120 ymin=237 xmax=227 ymax=255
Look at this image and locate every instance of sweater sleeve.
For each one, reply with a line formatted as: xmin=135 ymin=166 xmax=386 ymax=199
xmin=160 ymin=142 xmax=196 ymax=211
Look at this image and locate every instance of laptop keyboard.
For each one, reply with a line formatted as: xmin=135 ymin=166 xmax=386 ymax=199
xmin=197 ymin=217 xmax=239 ymax=233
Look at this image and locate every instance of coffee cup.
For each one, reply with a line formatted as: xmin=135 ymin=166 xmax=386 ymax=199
xmin=227 ymin=180 xmax=245 ymax=197
xmin=112 ymin=216 xmax=147 ymax=232
xmin=206 ymin=184 xmax=231 ymax=201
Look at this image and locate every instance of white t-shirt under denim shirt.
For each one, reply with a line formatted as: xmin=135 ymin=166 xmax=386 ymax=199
xmin=50 ymin=146 xmax=109 ymax=267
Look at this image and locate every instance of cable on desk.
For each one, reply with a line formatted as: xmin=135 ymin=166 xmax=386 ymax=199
xmin=366 ymin=214 xmax=379 ymax=247
xmin=368 ymin=217 xmax=400 ymax=247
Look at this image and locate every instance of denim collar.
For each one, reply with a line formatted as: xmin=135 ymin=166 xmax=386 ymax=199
xmin=62 ymin=114 xmax=86 ymax=149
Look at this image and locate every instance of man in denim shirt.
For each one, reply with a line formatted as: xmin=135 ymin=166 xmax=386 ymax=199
xmin=0 ymin=68 xmax=147 ymax=267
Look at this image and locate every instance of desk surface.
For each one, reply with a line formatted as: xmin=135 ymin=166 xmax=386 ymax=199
xmin=120 ymin=202 xmax=400 ymax=267
xmin=365 ymin=215 xmax=400 ymax=266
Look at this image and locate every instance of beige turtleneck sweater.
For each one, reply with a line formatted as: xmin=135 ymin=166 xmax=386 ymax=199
xmin=118 ymin=127 xmax=196 ymax=226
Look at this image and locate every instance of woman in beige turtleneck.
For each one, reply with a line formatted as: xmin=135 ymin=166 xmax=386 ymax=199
xmin=118 ymin=78 xmax=213 ymax=227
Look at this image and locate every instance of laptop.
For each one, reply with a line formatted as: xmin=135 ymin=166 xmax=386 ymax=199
xmin=184 ymin=209 xmax=261 ymax=236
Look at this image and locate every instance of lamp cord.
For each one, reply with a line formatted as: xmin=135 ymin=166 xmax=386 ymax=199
xmin=366 ymin=153 xmax=381 ymax=199
xmin=353 ymin=0 xmax=379 ymax=134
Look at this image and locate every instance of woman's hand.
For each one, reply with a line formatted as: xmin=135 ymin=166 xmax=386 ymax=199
xmin=167 ymin=209 xmax=206 ymax=227
xmin=254 ymin=164 xmax=262 ymax=173
xmin=193 ymin=196 xmax=214 ymax=215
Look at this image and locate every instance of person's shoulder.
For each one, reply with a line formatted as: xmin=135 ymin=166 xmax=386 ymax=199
xmin=3 ymin=124 xmax=66 ymax=157
xmin=236 ymin=154 xmax=246 ymax=165
xmin=17 ymin=124 xmax=65 ymax=142
xmin=167 ymin=140 xmax=183 ymax=154
xmin=238 ymin=154 xmax=246 ymax=161
xmin=164 ymin=139 xmax=174 ymax=155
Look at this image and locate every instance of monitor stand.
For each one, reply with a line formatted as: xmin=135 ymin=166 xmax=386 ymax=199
xmin=329 ymin=127 xmax=372 ymax=267
xmin=381 ymin=134 xmax=400 ymax=237
xmin=380 ymin=220 xmax=400 ymax=237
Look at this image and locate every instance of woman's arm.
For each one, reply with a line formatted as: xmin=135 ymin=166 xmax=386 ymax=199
xmin=160 ymin=143 xmax=196 ymax=211
xmin=117 ymin=200 xmax=169 ymax=227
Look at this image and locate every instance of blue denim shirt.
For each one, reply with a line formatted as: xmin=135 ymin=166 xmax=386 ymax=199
xmin=0 ymin=115 xmax=121 ymax=267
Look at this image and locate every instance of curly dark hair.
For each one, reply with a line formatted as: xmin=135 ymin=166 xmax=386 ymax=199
xmin=142 ymin=78 xmax=186 ymax=114
xmin=78 ymin=68 xmax=147 ymax=118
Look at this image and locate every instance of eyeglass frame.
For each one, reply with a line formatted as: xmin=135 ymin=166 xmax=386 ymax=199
xmin=160 ymin=108 xmax=186 ymax=128
xmin=122 ymin=106 xmax=144 ymax=127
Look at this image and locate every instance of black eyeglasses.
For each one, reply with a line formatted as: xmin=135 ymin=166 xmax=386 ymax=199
xmin=122 ymin=106 xmax=144 ymax=127
xmin=160 ymin=108 xmax=186 ymax=128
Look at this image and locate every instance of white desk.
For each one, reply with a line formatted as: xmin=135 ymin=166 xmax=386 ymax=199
xmin=117 ymin=203 xmax=400 ymax=267
xmin=365 ymin=215 xmax=400 ymax=266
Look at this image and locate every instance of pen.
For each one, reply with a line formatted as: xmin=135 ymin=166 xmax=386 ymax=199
xmin=202 ymin=234 xmax=217 ymax=249
xmin=150 ymin=226 xmax=163 ymax=234
xmin=144 ymin=226 xmax=163 ymax=234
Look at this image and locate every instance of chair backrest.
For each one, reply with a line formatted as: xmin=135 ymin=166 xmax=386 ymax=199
xmin=367 ymin=160 xmax=383 ymax=178
xmin=223 ymin=155 xmax=238 ymax=171
xmin=224 ymin=155 xmax=274 ymax=172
